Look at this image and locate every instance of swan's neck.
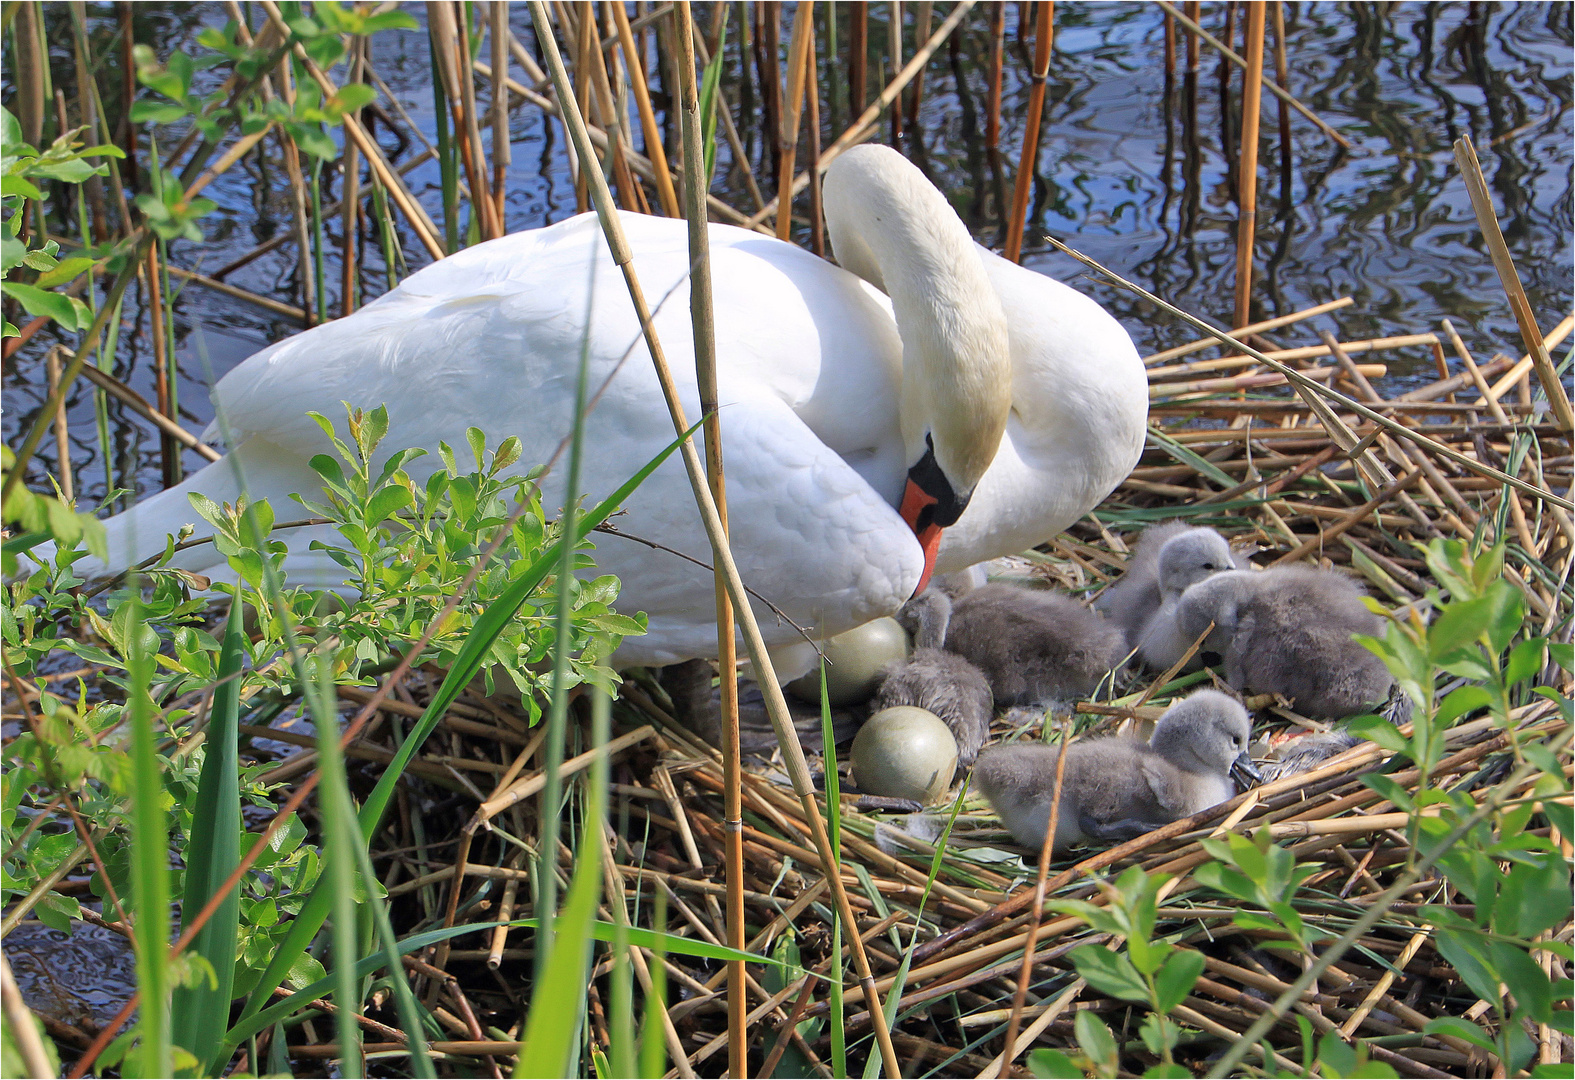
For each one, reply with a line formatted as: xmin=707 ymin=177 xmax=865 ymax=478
xmin=824 ymin=149 xmax=1010 ymax=504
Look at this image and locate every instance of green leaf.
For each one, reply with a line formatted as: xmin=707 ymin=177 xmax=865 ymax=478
xmin=0 ymin=174 xmax=43 ymax=201
xmin=1428 ymin=594 xmax=1496 ymax=659
xmin=33 ymin=256 xmax=95 ymax=290
xmin=1027 ymin=1049 xmax=1080 ymax=1079
xmin=363 ymin=485 xmax=412 ymax=527
xmin=130 ymin=100 xmax=191 ymax=125
xmin=0 ymin=280 xmax=86 ymax=328
xmin=1346 ymin=714 xmax=1409 ymax=753
xmin=1074 ymin=1012 xmax=1119 ymax=1078
xmin=1069 ymin=944 xmax=1149 ymax=1003
xmin=1506 ymin=638 xmax=1548 ymax=687
xmin=1153 ymin=949 xmax=1204 ymax=1013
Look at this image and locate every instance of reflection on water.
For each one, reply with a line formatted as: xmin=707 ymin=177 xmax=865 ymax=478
xmin=4 ymin=2 xmax=1571 ymax=512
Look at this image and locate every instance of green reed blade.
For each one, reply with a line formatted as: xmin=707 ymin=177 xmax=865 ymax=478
xmin=537 ymin=267 xmax=598 ymax=979
xmin=125 ymin=592 xmax=171 ymax=1079
xmin=639 ymin=886 xmax=668 ymax=1079
xmin=309 ymin=154 xmax=327 ymax=324
xmin=228 ymin=421 xmax=699 ymax=1051
xmin=818 ymin=659 xmax=848 ymax=1078
xmin=292 ymin=648 xmax=365 ymax=1078
xmin=514 ymin=690 xmax=609 ymax=1078
xmin=171 ymin=600 xmax=245 ymax=1075
xmin=698 ymin=13 xmax=728 ymax=186
xmin=1144 ymin=425 xmax=1237 ymax=488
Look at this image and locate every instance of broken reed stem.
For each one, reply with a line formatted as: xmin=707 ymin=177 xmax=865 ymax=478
xmin=1482 ymin=314 xmax=1574 ymax=404
xmin=1044 ymin=237 xmax=1572 ymax=512
xmin=612 ymin=0 xmax=680 ymax=217
xmin=671 ymin=4 xmax=745 ymax=1074
xmin=491 ymin=0 xmax=510 ymax=228
xmin=851 ymin=2 xmax=868 ymax=115
xmin=745 ymin=0 xmax=976 ymax=229
xmin=997 ymin=711 xmax=1073 ymax=1077
xmin=144 ymin=242 xmax=179 ymax=487
xmin=45 ymin=347 xmax=73 ymax=502
xmin=889 ymin=0 xmax=904 ymax=143
xmin=806 ymin=28 xmax=826 ymax=257
xmin=987 ymin=1 xmax=1005 ymax=148
xmin=340 ymin=38 xmax=363 ymax=317
xmin=1003 ymin=0 xmax=1051 ymax=264
xmin=1154 ymin=0 xmax=1352 ymax=150
xmin=1232 ymin=1 xmax=1265 ymax=329
xmin=1452 ymin=135 xmax=1574 ymax=431
xmin=777 ymin=0 xmax=816 ymax=241
xmin=260 ymin=0 xmax=445 ymax=257
xmin=524 ymin=6 xmax=902 ymax=1073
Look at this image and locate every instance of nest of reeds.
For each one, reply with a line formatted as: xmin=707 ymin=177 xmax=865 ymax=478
xmin=249 ymin=305 xmax=1567 ymax=1078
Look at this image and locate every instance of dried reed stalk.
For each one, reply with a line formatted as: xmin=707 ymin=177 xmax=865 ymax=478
xmin=1453 ymin=135 xmax=1574 ymax=431
xmin=672 ymin=4 xmax=746 ymax=1073
xmin=987 ymin=1 xmax=1005 ymax=148
xmin=777 ymin=1 xmax=817 ymax=241
xmin=45 ymin=347 xmax=73 ymax=501
xmin=889 ymin=0 xmax=905 ymax=143
xmin=1154 ymin=0 xmax=1352 ymax=150
xmin=1232 ymin=2 xmax=1265 ymax=328
xmin=491 ymin=1 xmax=511 ymax=227
xmin=744 ymin=0 xmax=977 ymax=229
xmin=1003 ymin=0 xmax=1051 ymax=263
xmin=612 ymin=0 xmax=680 ymax=216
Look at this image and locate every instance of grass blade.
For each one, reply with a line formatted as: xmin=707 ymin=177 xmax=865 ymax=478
xmin=514 ymin=690 xmax=611 ymax=1078
xmin=171 ymin=600 xmax=245 ymax=1074
xmin=125 ymin=594 xmax=171 ymax=1078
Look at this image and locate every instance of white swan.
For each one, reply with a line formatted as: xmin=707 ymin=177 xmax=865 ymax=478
xmin=68 ymin=146 xmax=1147 ymax=673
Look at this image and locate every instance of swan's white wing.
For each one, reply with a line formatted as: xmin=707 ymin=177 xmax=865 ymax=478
xmin=596 ymin=391 xmax=924 ymax=667
xmin=130 ymin=212 xmax=919 ymax=661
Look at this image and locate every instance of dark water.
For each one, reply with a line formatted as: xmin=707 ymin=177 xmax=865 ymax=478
xmin=5 ymin=2 xmax=1573 ymax=511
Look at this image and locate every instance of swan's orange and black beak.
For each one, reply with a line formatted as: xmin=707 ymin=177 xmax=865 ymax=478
xmin=900 ymin=479 xmax=945 ymax=596
xmin=900 ymin=437 xmax=970 ymax=598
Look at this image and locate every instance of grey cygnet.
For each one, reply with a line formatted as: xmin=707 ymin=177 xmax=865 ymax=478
xmin=1174 ymin=565 xmax=1406 ymax=721
xmin=1095 ymin=522 xmax=1239 ymax=667
xmin=875 ymin=590 xmax=995 ymax=766
xmin=943 ymin=584 xmax=1126 ymax=709
xmin=973 ymin=689 xmax=1262 ymax=852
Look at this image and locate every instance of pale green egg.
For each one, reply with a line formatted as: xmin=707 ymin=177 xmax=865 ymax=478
xmin=786 ymin=617 xmax=910 ymax=706
xmin=850 ymin=706 xmax=959 ymax=806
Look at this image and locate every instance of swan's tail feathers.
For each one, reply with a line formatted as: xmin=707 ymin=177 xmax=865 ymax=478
xmin=25 ymin=440 xmax=350 ymax=592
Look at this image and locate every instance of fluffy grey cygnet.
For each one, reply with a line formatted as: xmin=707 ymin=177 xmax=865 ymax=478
xmin=1173 ymin=565 xmax=1406 ymax=721
xmin=973 ymin=689 xmax=1261 ymax=852
xmin=874 ymin=590 xmax=995 ymax=766
xmin=944 ymin=584 xmax=1125 ymax=708
xmin=1095 ymin=522 xmax=1239 ymax=667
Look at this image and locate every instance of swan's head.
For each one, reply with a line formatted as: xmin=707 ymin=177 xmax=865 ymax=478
xmin=1156 ymin=528 xmax=1235 ymax=600
xmin=1150 ymin=689 xmax=1260 ymax=788
xmin=825 ymin=145 xmax=1011 ymax=594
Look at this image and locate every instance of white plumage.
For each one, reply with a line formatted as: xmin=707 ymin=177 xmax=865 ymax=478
xmin=67 ymin=147 xmax=1147 ymax=673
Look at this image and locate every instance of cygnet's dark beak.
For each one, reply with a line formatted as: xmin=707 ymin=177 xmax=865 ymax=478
xmin=1231 ymin=752 xmax=1263 ymax=789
